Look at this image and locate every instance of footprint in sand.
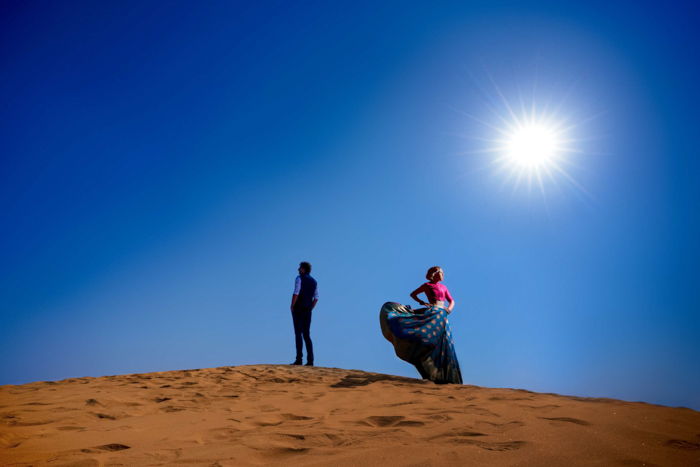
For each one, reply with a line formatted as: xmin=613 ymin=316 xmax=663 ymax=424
xmin=359 ymin=415 xmax=425 ymax=427
xmin=250 ymin=413 xmax=314 ymax=427
xmin=330 ymin=374 xmax=424 ymax=389
xmin=426 ymin=414 xmax=453 ymax=422
xmin=80 ymin=443 xmax=130 ymax=454
xmin=0 ymin=432 xmax=26 ymax=449
xmin=95 ymin=443 xmax=130 ymax=451
xmin=266 ymin=446 xmax=310 ymax=455
xmin=161 ymin=406 xmax=185 ymax=413
xmin=281 ymin=413 xmax=314 ymax=421
xmin=474 ymin=440 xmax=527 ymax=451
xmin=489 ymin=396 xmax=534 ymax=401
xmin=253 ymin=418 xmax=283 ymax=427
xmin=206 ymin=427 xmax=240 ymax=441
xmin=475 ymin=420 xmax=524 ymax=431
xmin=540 ymin=416 xmax=590 ymax=426
xmin=269 ymin=432 xmax=350 ymax=448
xmin=6 ymin=418 xmax=56 ymax=427
xmin=463 ymin=404 xmax=501 ymax=417
xmin=665 ymin=439 xmax=700 ymax=450
xmin=270 ymin=377 xmax=302 ymax=383
xmin=522 ymin=404 xmax=561 ymax=411
xmin=428 ymin=430 xmax=486 ymax=442
xmin=439 ymin=438 xmax=527 ymax=451
xmin=395 ymin=420 xmax=425 ymax=427
xmin=385 ymin=401 xmax=418 ymax=407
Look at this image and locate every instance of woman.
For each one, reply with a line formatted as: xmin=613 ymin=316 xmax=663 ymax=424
xmin=379 ymin=266 xmax=462 ymax=384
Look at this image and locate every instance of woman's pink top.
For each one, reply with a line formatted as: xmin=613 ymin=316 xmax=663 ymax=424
xmin=423 ymin=282 xmax=453 ymax=303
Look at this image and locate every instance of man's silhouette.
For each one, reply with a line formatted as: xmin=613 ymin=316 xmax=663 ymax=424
xmin=291 ymin=261 xmax=318 ymax=366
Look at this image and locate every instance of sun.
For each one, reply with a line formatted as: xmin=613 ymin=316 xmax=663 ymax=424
xmin=454 ymin=71 xmax=597 ymax=198
xmin=453 ymin=71 xmax=596 ymax=197
xmin=486 ymin=110 xmax=578 ymax=194
xmin=505 ymin=124 xmax=560 ymax=169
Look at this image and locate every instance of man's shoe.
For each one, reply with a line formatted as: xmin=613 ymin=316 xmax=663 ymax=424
xmin=291 ymin=361 xmax=302 ymax=365
xmin=305 ymin=362 xmax=314 ymax=367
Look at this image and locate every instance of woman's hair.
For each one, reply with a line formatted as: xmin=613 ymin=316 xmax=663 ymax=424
xmin=299 ymin=261 xmax=312 ymax=274
xmin=426 ymin=266 xmax=442 ymax=281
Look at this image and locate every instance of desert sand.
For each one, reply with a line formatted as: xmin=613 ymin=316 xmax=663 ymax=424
xmin=1 ymin=364 xmax=699 ymax=466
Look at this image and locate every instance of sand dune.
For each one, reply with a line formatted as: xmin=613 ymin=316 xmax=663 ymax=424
xmin=1 ymin=365 xmax=698 ymax=466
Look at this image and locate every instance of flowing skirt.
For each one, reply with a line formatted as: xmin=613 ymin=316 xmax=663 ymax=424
xmin=379 ymin=302 xmax=463 ymax=384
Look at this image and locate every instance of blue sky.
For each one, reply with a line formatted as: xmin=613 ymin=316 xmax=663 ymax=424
xmin=1 ymin=1 xmax=698 ymax=409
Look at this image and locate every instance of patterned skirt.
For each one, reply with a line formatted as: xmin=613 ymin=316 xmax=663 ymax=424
xmin=379 ymin=302 xmax=463 ymax=384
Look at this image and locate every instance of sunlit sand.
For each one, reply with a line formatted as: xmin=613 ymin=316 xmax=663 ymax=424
xmin=1 ymin=365 xmax=698 ymax=466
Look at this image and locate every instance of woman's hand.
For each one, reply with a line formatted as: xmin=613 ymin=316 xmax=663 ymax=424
xmin=410 ymin=284 xmax=429 ymax=307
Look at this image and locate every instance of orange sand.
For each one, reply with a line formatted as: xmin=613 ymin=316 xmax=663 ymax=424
xmin=1 ymin=365 xmax=699 ymax=466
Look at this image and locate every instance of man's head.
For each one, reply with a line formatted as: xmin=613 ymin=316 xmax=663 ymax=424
xmin=298 ymin=261 xmax=312 ymax=275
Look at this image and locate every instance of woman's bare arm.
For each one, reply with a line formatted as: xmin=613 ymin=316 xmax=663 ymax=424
xmin=445 ymin=288 xmax=455 ymax=313
xmin=410 ymin=284 xmax=429 ymax=306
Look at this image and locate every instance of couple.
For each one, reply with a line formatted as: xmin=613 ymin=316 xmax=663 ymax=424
xmin=289 ymin=262 xmax=462 ymax=384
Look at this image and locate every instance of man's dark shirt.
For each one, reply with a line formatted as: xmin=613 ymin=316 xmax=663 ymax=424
xmin=294 ymin=274 xmax=318 ymax=310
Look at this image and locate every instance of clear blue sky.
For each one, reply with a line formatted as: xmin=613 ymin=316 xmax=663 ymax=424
xmin=1 ymin=1 xmax=698 ymax=409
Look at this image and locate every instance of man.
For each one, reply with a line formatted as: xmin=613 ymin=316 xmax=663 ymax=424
xmin=290 ymin=261 xmax=318 ymax=366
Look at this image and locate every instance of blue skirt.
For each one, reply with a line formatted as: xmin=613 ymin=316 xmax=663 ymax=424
xmin=379 ymin=302 xmax=462 ymax=384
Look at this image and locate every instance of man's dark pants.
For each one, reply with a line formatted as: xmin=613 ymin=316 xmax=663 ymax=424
xmin=292 ymin=306 xmax=313 ymax=364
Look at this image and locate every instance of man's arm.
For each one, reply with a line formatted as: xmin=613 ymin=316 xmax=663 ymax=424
xmin=310 ymin=285 xmax=319 ymax=310
xmin=291 ymin=276 xmax=301 ymax=311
